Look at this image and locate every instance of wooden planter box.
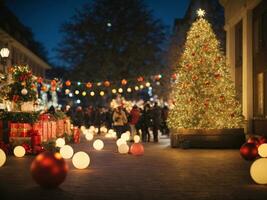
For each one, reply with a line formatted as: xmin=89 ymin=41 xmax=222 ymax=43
xmin=170 ymin=128 xmax=245 ymax=149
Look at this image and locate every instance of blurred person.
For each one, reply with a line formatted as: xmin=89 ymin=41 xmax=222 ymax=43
xmin=112 ymin=106 xmax=128 ymax=138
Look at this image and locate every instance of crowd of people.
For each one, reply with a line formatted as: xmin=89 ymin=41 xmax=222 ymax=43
xmin=63 ymin=102 xmax=170 ymax=143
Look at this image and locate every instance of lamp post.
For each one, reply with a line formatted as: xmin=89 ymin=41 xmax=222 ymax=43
xmin=0 ymin=47 xmax=10 ymax=73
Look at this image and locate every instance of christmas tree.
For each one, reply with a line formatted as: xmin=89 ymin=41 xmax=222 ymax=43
xmin=168 ymin=9 xmax=243 ymax=130
xmin=6 ymin=65 xmax=37 ymax=106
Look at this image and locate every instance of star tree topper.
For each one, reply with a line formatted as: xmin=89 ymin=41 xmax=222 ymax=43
xmin=197 ymin=8 xmax=206 ymax=18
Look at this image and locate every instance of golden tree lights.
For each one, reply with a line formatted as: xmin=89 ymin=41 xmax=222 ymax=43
xmin=167 ymin=17 xmax=243 ymax=129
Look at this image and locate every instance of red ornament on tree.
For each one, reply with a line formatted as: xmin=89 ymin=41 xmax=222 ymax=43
xmin=65 ymin=80 xmax=71 ymax=87
xmin=31 ymin=152 xmax=68 ymax=188
xmin=86 ymin=82 xmax=92 ymax=88
xmin=104 ymin=81 xmax=110 ymax=87
xmin=240 ymin=142 xmax=258 ymax=161
xmin=130 ymin=143 xmax=144 ymax=156
xmin=121 ymin=79 xmax=127 ymax=85
xmin=137 ymin=76 xmax=144 ymax=82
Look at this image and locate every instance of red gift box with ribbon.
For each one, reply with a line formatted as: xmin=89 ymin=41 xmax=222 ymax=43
xmin=10 ymin=123 xmax=19 ymax=137
xmin=18 ymin=123 xmax=31 ymax=137
xmin=56 ymin=119 xmax=64 ymax=137
xmin=29 ymin=129 xmax=41 ymax=147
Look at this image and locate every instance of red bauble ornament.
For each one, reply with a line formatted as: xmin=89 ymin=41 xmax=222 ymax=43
xmin=86 ymin=82 xmax=92 ymax=88
xmin=240 ymin=142 xmax=258 ymax=161
xmin=121 ymin=79 xmax=127 ymax=85
xmin=247 ymin=136 xmax=260 ymax=147
xmin=137 ymin=76 xmax=144 ymax=82
xmin=258 ymin=136 xmax=267 ymax=145
xmin=65 ymin=80 xmax=71 ymax=87
xmin=104 ymin=81 xmax=110 ymax=87
xmin=31 ymin=152 xmax=68 ymax=188
xmin=130 ymin=143 xmax=144 ymax=156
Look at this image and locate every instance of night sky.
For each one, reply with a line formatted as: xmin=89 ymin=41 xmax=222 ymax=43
xmin=5 ymin=0 xmax=190 ymax=64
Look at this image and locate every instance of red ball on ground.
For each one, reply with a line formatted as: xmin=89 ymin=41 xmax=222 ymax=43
xmin=247 ymin=136 xmax=259 ymax=145
xmin=30 ymin=151 xmax=68 ymax=188
xmin=240 ymin=142 xmax=258 ymax=161
xmin=258 ymin=136 xmax=267 ymax=145
xmin=130 ymin=143 xmax=144 ymax=156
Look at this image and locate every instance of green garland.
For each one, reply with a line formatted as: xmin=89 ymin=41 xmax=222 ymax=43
xmin=0 ymin=111 xmax=40 ymax=123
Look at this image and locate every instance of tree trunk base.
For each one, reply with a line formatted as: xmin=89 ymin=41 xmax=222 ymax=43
xmin=170 ymin=128 xmax=245 ymax=149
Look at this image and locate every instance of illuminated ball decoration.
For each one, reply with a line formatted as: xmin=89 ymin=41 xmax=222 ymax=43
xmin=121 ymin=133 xmax=130 ymax=141
xmin=90 ymin=91 xmax=95 ymax=96
xmin=56 ymin=138 xmax=65 ymax=148
xmin=93 ymin=139 xmax=104 ymax=151
xmin=100 ymin=91 xmax=105 ymax=96
xmin=108 ymin=129 xmax=114 ymax=134
xmin=21 ymin=88 xmax=28 ymax=95
xmin=118 ymin=144 xmax=129 ymax=154
xmin=0 ymin=149 xmax=6 ymax=167
xmin=97 ymin=82 xmax=102 ymax=86
xmin=60 ymin=145 xmax=74 ymax=159
xmin=118 ymin=88 xmax=123 ymax=93
xmin=72 ymin=151 xmax=90 ymax=169
xmin=121 ymin=79 xmax=127 ymax=85
xmin=31 ymin=152 xmax=68 ymax=188
xmin=145 ymin=82 xmax=151 ymax=87
xmin=127 ymin=88 xmax=132 ymax=93
xmin=240 ymin=142 xmax=258 ymax=161
xmin=65 ymin=89 xmax=70 ymax=94
xmin=85 ymin=132 xmax=94 ymax=141
xmin=116 ymin=138 xmax=127 ymax=147
xmin=104 ymin=81 xmax=110 ymax=87
xmin=250 ymin=158 xmax=267 ymax=184
xmin=75 ymin=90 xmax=80 ymax=95
xmin=82 ymin=91 xmax=87 ymax=96
xmin=130 ymin=143 xmax=144 ymax=156
xmin=86 ymin=82 xmax=92 ymax=88
xmin=65 ymin=80 xmax=71 ymax=86
xmin=80 ymin=126 xmax=86 ymax=132
xmin=134 ymin=86 xmax=139 ymax=91
xmin=14 ymin=146 xmax=26 ymax=157
xmin=100 ymin=127 xmax=108 ymax=133
xmin=134 ymin=135 xmax=140 ymax=143
xmin=258 ymin=144 xmax=267 ymax=158
xmin=112 ymin=89 xmax=117 ymax=94
xmin=140 ymin=85 xmax=144 ymax=89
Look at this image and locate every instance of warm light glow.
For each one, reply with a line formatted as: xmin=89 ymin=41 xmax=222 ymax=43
xmin=80 ymin=126 xmax=86 ymax=132
xmin=140 ymin=85 xmax=144 ymax=89
xmin=118 ymin=88 xmax=123 ymax=93
xmin=0 ymin=47 xmax=10 ymax=58
xmin=135 ymin=86 xmax=139 ymax=91
xmin=250 ymin=158 xmax=267 ymax=184
xmin=90 ymin=91 xmax=95 ymax=96
xmin=13 ymin=146 xmax=26 ymax=157
xmin=72 ymin=151 xmax=90 ymax=169
xmin=56 ymin=138 xmax=65 ymax=148
xmin=75 ymin=90 xmax=80 ymax=95
xmin=0 ymin=149 xmax=6 ymax=167
xmin=116 ymin=138 xmax=127 ymax=147
xmin=121 ymin=133 xmax=130 ymax=141
xmin=112 ymin=89 xmax=117 ymax=94
xmin=82 ymin=91 xmax=87 ymax=96
xmin=134 ymin=135 xmax=140 ymax=143
xmin=197 ymin=8 xmax=206 ymax=17
xmin=65 ymin=89 xmax=70 ymax=94
xmin=100 ymin=127 xmax=108 ymax=133
xmin=100 ymin=91 xmax=105 ymax=96
xmin=60 ymin=145 xmax=74 ymax=159
xmin=85 ymin=132 xmax=94 ymax=141
xmin=93 ymin=139 xmax=104 ymax=150
xmin=258 ymin=144 xmax=267 ymax=158
xmin=145 ymin=82 xmax=151 ymax=87
xmin=118 ymin=144 xmax=129 ymax=154
xmin=127 ymin=88 xmax=132 ymax=93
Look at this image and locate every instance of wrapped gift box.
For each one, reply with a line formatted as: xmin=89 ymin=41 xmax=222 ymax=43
xmin=18 ymin=123 xmax=32 ymax=137
xmin=51 ymin=121 xmax=57 ymax=139
xmin=64 ymin=118 xmax=71 ymax=135
xmin=56 ymin=119 xmax=64 ymax=137
xmin=10 ymin=123 xmax=19 ymax=137
xmin=41 ymin=121 xmax=49 ymax=142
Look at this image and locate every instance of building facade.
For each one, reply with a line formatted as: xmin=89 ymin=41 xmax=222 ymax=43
xmin=0 ymin=28 xmax=51 ymax=77
xmin=220 ymin=0 xmax=267 ymax=134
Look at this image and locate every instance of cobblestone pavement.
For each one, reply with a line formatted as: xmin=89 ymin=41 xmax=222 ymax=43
xmin=0 ymin=135 xmax=266 ymax=200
